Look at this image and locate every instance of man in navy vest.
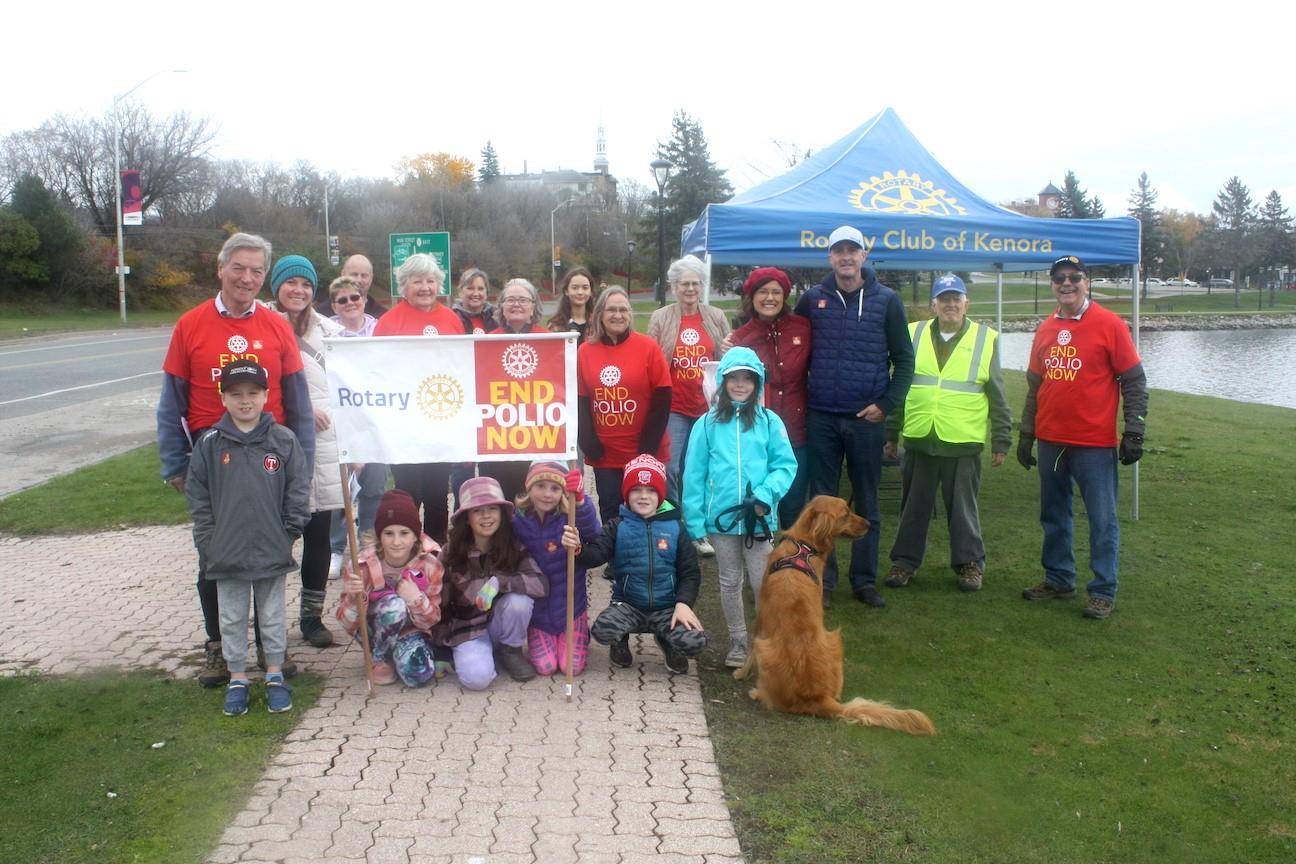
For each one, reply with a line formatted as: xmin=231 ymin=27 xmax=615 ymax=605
xmin=795 ymin=226 xmax=914 ymax=608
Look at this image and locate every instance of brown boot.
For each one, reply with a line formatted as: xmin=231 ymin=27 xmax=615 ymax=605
xmin=956 ymin=562 xmax=983 ymax=592
xmin=198 ymin=640 xmax=229 ymax=688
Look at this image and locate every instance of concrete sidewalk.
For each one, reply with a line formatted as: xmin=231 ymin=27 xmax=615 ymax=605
xmin=0 ymin=526 xmax=744 ymax=864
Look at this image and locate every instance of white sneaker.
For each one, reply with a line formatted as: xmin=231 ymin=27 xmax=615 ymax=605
xmin=327 ymin=552 xmax=343 ymax=580
xmin=694 ymin=538 xmax=715 ymax=557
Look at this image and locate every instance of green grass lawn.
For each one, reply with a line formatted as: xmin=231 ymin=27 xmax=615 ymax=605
xmin=689 ymin=374 xmax=1296 ymax=863
xmin=0 ymin=670 xmax=323 ymax=864
xmin=0 ymin=305 xmax=180 ymax=339
xmin=0 ymin=444 xmax=189 ymax=535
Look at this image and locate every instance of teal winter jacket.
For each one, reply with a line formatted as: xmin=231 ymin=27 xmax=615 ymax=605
xmin=682 ymin=347 xmax=797 ymax=541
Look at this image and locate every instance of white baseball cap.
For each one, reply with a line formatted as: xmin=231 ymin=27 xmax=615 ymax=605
xmin=828 ymin=225 xmax=865 ymax=249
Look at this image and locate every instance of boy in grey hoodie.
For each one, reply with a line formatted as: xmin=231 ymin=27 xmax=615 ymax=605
xmin=187 ymin=359 xmax=311 ymax=715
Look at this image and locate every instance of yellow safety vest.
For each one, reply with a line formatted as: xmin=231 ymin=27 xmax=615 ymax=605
xmin=901 ymin=319 xmax=996 ymax=444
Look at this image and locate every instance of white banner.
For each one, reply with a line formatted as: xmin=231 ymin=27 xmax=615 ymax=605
xmin=324 ymin=333 xmax=579 ymax=464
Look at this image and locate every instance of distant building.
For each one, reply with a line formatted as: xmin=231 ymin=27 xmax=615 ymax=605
xmin=1038 ymin=182 xmax=1061 ymax=212
xmin=496 ymin=125 xmax=618 ymax=209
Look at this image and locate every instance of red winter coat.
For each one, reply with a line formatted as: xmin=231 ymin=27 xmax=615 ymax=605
xmin=730 ymin=312 xmax=812 ymax=446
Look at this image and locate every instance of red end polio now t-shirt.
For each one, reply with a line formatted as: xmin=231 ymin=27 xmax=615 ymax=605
xmin=1028 ymin=302 xmax=1141 ymax=448
xmin=372 ymin=300 xmax=466 ymax=337
xmin=162 ymin=301 xmax=303 ymax=433
xmin=668 ymin=312 xmax=714 ymax=417
xmin=577 ymin=332 xmax=672 ymax=469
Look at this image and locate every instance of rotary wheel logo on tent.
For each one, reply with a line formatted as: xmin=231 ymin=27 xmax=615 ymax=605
xmin=680 ymin=328 xmax=700 ymax=347
xmin=848 ymin=170 xmax=966 ymax=216
xmin=501 ymin=343 xmax=540 ymax=379
xmin=227 ymin=335 xmax=248 ymax=353
xmin=417 ymin=375 xmax=464 ymax=420
xmin=599 ymin=365 xmax=622 ymax=387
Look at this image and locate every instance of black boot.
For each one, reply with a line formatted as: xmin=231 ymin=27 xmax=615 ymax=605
xmin=300 ymin=588 xmax=334 ymax=648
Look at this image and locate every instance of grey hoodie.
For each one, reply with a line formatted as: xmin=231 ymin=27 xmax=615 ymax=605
xmin=186 ymin=411 xmax=311 ymax=581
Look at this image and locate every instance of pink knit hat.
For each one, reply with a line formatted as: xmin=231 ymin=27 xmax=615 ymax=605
xmin=452 ymin=476 xmax=514 ymax=523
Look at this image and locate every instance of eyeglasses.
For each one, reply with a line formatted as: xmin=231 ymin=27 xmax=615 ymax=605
xmin=502 ymin=297 xmax=535 ymax=306
xmin=1051 ymin=273 xmax=1086 ymax=285
xmin=332 ymin=293 xmax=363 ymax=304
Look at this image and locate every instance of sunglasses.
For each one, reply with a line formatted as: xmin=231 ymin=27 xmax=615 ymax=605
xmin=1051 ymin=273 xmax=1086 ymax=285
xmin=332 ymin=293 xmax=363 ymax=304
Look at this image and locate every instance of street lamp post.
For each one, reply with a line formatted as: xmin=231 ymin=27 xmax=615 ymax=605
xmin=113 ymin=69 xmax=185 ymax=323
xmin=626 ymin=238 xmax=637 ymax=294
xmin=650 ymin=159 xmax=673 ymax=307
xmin=550 ymin=197 xmax=577 ymax=296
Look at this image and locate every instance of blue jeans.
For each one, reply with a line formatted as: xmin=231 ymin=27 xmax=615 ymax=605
xmin=806 ymin=409 xmax=884 ymax=592
xmin=778 ymin=445 xmax=810 ymax=530
xmin=1037 ymin=441 xmax=1120 ymax=600
xmin=665 ymin=412 xmax=699 ymax=502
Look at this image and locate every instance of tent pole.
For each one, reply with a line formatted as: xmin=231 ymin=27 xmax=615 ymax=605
xmin=995 ymin=265 xmax=1003 ymax=335
xmin=1131 ymin=261 xmax=1141 ymax=521
xmin=702 ymin=253 xmax=713 ymax=304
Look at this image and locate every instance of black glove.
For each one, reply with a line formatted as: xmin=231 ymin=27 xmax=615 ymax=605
xmin=1119 ymin=432 xmax=1144 ymax=465
xmin=1016 ymin=435 xmax=1037 ymax=470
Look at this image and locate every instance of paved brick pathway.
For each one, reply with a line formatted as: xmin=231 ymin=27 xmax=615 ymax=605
xmin=0 ymin=526 xmax=744 ymax=863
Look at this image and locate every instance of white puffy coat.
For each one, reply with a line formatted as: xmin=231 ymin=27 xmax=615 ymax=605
xmin=268 ymin=302 xmax=344 ymax=512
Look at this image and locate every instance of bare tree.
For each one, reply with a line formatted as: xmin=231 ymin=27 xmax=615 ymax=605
xmin=0 ymin=102 xmax=215 ymax=235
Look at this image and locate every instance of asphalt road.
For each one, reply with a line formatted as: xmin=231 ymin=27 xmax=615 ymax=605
xmin=0 ymin=327 xmax=171 ymax=498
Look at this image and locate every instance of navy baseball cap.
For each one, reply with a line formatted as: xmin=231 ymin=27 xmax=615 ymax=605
xmin=220 ymin=359 xmax=268 ymax=391
xmin=1049 ymin=255 xmax=1086 ymax=276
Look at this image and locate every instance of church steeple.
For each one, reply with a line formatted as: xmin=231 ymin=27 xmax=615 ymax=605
xmin=594 ymin=125 xmax=609 ymax=175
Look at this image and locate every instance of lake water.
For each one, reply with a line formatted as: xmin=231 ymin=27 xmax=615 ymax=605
xmin=997 ymin=328 xmax=1296 ymax=410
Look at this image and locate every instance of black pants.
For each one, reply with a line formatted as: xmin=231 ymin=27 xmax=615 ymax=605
xmin=299 ymin=509 xmax=331 ymax=598
xmin=591 ymin=601 xmax=707 ymax=656
xmin=391 ymin=462 xmax=453 ymax=543
xmin=593 ymin=467 xmax=625 ymax=523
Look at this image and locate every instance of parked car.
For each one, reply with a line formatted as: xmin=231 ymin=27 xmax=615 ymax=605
xmin=1145 ymin=278 xmax=1165 ymax=287
xmin=1091 ymin=278 xmax=1115 ymax=287
xmin=1209 ymin=278 xmax=1233 ymax=288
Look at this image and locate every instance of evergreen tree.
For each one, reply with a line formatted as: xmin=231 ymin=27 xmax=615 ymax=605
xmin=639 ymin=111 xmax=733 ymax=293
xmin=1127 ymin=171 xmax=1163 ymax=280
xmin=10 ymin=173 xmax=82 ymax=293
xmin=1256 ymin=190 xmax=1294 ymax=274
xmin=479 ymin=141 xmax=501 ymax=183
xmin=1056 ymin=170 xmax=1094 ymax=218
xmin=1209 ymin=176 xmax=1256 ymax=284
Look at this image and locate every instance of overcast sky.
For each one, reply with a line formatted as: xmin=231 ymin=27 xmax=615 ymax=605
xmin=6 ymin=0 xmax=1292 ymax=217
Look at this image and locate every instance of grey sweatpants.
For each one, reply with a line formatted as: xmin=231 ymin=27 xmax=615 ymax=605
xmin=710 ymin=534 xmax=772 ymax=642
xmin=217 ymin=574 xmax=288 ymax=675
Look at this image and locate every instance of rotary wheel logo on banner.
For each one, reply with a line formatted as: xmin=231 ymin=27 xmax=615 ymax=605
xmin=501 ymin=343 xmax=540 ymax=379
xmin=848 ymin=170 xmax=966 ymax=216
xmin=417 ymin=374 xmax=464 ymax=419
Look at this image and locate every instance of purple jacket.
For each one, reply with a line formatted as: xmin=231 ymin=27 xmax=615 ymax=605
xmin=513 ymin=496 xmax=602 ymax=635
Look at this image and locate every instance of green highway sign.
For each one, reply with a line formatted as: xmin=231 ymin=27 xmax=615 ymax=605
xmin=389 ymin=231 xmax=451 ymax=296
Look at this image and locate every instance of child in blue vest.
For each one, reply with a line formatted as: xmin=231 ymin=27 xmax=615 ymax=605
xmin=683 ymin=346 xmax=797 ymax=669
xmin=514 ymin=462 xmax=602 ymax=677
xmin=574 ymin=454 xmax=706 ymax=674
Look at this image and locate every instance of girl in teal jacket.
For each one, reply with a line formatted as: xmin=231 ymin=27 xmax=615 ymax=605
xmin=682 ymin=346 xmax=797 ymax=669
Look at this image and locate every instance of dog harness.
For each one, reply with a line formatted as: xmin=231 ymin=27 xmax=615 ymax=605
xmin=769 ymin=541 xmax=820 ymax=584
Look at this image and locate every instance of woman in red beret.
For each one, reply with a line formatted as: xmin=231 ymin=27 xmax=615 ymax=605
xmin=724 ymin=267 xmax=812 ymax=528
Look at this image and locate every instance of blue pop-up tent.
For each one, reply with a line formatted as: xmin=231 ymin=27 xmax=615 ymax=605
xmin=681 ymin=107 xmax=1140 ymax=272
xmin=682 ymin=107 xmax=1147 ymax=518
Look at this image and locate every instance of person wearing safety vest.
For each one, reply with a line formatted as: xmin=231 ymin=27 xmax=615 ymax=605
xmin=883 ymin=274 xmax=1011 ymax=593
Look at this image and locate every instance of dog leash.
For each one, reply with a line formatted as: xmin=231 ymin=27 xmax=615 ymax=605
xmin=713 ymin=483 xmax=775 ymax=549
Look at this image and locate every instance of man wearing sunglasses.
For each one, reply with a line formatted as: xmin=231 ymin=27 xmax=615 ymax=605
xmin=1018 ymin=255 xmax=1148 ymax=620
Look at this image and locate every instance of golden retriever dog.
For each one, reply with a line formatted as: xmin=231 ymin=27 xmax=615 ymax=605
xmin=735 ymin=495 xmax=936 ymax=735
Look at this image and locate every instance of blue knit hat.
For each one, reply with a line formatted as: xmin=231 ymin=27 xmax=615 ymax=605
xmin=270 ymin=255 xmax=318 ymax=298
